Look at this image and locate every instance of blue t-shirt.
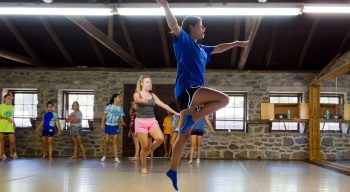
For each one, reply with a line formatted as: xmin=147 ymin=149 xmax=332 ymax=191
xmin=43 ymin=111 xmax=58 ymax=131
xmin=105 ymin=104 xmax=125 ymax=126
xmin=192 ymin=118 xmax=206 ymax=134
xmin=173 ymin=30 xmax=215 ymax=99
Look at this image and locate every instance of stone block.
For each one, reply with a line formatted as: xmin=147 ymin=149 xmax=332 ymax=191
xmin=283 ymin=137 xmax=294 ymax=147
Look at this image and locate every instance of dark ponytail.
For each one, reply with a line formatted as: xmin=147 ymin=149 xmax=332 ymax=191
xmin=107 ymin=93 xmax=120 ymax=105
xmin=181 ymin=16 xmax=202 ymax=34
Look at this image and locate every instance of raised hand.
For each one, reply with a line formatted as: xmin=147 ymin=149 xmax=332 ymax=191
xmin=235 ymin=40 xmax=250 ymax=48
xmin=155 ymin=0 xmax=168 ymax=6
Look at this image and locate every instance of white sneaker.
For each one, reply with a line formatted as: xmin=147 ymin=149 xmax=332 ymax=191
xmin=13 ymin=153 xmax=17 ymax=159
xmin=196 ymin=159 xmax=200 ymax=164
xmin=114 ymin=157 xmax=120 ymax=163
xmin=2 ymin=154 xmax=6 ymax=160
xmin=100 ymin=156 xmax=106 ymax=162
xmin=188 ymin=160 xmax=192 ymax=164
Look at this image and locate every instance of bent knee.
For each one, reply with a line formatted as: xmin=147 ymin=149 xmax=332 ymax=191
xmin=222 ymin=94 xmax=229 ymax=105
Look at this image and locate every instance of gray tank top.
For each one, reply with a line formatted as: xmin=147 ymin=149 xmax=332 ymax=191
xmin=136 ymin=94 xmax=155 ymax=118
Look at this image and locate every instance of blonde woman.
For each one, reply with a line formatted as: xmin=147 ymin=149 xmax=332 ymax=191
xmin=68 ymin=101 xmax=86 ymax=159
xmin=134 ymin=75 xmax=179 ymax=174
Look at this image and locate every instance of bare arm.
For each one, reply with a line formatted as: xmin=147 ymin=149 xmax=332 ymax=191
xmin=55 ymin=119 xmax=62 ymax=136
xmin=35 ymin=121 xmax=43 ymax=133
xmin=212 ymin=40 xmax=249 ymax=54
xmin=133 ymin=92 xmax=147 ymax=104
xmin=204 ymin=116 xmax=215 ymax=133
xmin=120 ymin=116 xmax=126 ymax=127
xmin=153 ymin=94 xmax=180 ymax=116
xmin=156 ymin=0 xmax=181 ymax=37
xmin=100 ymin=113 xmax=106 ymax=131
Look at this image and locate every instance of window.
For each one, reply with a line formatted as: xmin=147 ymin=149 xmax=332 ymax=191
xmin=270 ymin=93 xmax=301 ymax=131
xmin=270 ymin=93 xmax=302 ymax=103
xmin=214 ymin=92 xmax=247 ymax=131
xmin=320 ymin=93 xmax=343 ymax=131
xmin=10 ymin=90 xmax=38 ymax=128
xmin=320 ymin=94 xmax=343 ymax=104
xmin=62 ymin=91 xmax=94 ymax=129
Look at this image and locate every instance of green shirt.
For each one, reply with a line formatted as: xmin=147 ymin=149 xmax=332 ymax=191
xmin=0 ymin=104 xmax=14 ymax=133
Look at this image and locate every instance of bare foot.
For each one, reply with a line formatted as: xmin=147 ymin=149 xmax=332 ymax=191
xmin=48 ymin=156 xmax=53 ymax=160
xmin=42 ymin=154 xmax=47 ymax=159
xmin=83 ymin=156 xmax=87 ymax=160
xmin=141 ymin=168 xmax=148 ymax=174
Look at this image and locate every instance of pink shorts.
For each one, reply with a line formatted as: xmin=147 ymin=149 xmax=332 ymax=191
xmin=135 ymin=118 xmax=159 ymax=134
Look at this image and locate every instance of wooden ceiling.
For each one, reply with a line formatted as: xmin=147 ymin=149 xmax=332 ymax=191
xmin=0 ymin=0 xmax=349 ymax=70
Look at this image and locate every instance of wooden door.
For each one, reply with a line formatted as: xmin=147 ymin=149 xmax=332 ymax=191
xmin=122 ymin=84 xmax=176 ymax=157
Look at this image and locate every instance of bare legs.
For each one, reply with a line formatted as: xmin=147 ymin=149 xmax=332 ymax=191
xmin=188 ymin=135 xmax=202 ymax=163
xmin=41 ymin=137 xmax=53 ymax=160
xmin=163 ymin=134 xmax=170 ymax=157
xmin=132 ymin=133 xmax=140 ymax=160
xmin=70 ymin=136 xmax=86 ymax=159
xmin=138 ymin=126 xmax=164 ymax=174
xmin=167 ymin=87 xmax=229 ymax=190
xmin=170 ymin=87 xmax=228 ymax=171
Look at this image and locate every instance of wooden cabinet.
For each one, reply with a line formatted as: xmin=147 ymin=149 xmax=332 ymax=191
xmin=344 ymin=104 xmax=350 ymax=120
xmin=319 ymin=103 xmax=350 ymax=120
xmin=261 ymin=102 xmax=309 ymax=120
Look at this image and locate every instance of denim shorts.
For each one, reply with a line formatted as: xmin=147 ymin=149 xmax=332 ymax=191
xmin=70 ymin=125 xmax=83 ymax=136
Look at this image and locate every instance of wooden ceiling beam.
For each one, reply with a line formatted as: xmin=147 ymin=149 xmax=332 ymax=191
xmin=66 ymin=16 xmax=144 ymax=69
xmin=157 ymin=18 xmax=171 ymax=67
xmin=265 ymin=19 xmax=279 ymax=68
xmin=311 ymin=51 xmax=350 ymax=86
xmin=237 ymin=16 xmax=261 ymax=70
xmin=0 ymin=49 xmax=39 ymax=66
xmin=40 ymin=17 xmax=74 ymax=66
xmin=87 ymin=35 xmax=106 ymax=67
xmin=297 ymin=17 xmax=320 ymax=69
xmin=336 ymin=26 xmax=350 ymax=54
xmin=2 ymin=17 xmax=44 ymax=67
xmin=230 ymin=18 xmax=241 ymax=69
xmin=118 ymin=16 xmax=137 ymax=58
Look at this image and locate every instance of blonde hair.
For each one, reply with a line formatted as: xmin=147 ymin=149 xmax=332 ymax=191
xmin=135 ymin=75 xmax=151 ymax=93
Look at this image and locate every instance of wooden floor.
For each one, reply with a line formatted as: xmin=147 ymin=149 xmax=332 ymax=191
xmin=1 ymin=158 xmax=349 ymax=192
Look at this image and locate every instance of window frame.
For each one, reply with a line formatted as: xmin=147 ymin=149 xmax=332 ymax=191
xmin=62 ymin=90 xmax=95 ymax=130
xmin=319 ymin=93 xmax=344 ymax=132
xmin=269 ymin=93 xmax=302 ymax=132
xmin=7 ymin=89 xmax=38 ymax=128
xmin=213 ymin=92 xmax=247 ymax=132
xmin=269 ymin=93 xmax=302 ymax=103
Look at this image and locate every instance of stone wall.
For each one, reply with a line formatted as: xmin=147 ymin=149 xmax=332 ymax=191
xmin=0 ymin=68 xmax=349 ymax=159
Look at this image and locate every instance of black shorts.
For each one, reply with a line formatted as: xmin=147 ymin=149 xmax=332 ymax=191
xmin=176 ymin=86 xmax=202 ymax=111
xmin=0 ymin=132 xmax=14 ymax=135
xmin=191 ymin=130 xmax=204 ymax=136
xmin=42 ymin=129 xmax=55 ymax=137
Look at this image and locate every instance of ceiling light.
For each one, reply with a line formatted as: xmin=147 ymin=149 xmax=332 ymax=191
xmin=117 ymin=8 xmax=301 ymax=16
xmin=0 ymin=7 xmax=113 ymax=16
xmin=304 ymin=4 xmax=350 ymax=14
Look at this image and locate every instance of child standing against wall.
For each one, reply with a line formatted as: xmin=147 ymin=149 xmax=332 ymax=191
xmin=100 ymin=93 xmax=126 ymax=162
xmin=36 ymin=101 xmax=62 ymax=160
xmin=0 ymin=94 xmax=17 ymax=160
xmin=68 ymin=101 xmax=86 ymax=159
